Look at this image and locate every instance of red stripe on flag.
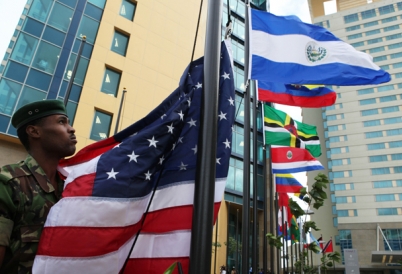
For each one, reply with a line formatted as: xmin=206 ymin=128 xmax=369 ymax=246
xmin=272 ymin=147 xmax=315 ymax=163
xmin=62 ymin=173 xmax=96 ymax=197
xmin=122 ymin=257 xmax=189 ymax=274
xmin=37 ymin=221 xmax=143 ymax=257
xmin=37 ymin=203 xmax=221 ymax=257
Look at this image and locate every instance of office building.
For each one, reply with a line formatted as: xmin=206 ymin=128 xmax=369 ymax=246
xmin=0 ymin=0 xmax=268 ymax=273
xmin=305 ymin=0 xmax=402 ymax=271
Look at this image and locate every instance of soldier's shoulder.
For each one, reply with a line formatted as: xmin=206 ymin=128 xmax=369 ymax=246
xmin=0 ymin=160 xmax=29 ymax=184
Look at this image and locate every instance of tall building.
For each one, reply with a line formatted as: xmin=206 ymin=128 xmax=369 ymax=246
xmin=305 ymin=0 xmax=402 ymax=271
xmin=0 ymin=0 xmax=269 ymax=273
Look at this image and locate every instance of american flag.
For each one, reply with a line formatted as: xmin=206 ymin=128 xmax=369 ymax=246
xmin=33 ymin=41 xmax=235 ymax=274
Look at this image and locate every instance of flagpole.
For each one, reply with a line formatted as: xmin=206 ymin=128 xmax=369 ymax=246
xmin=275 ymin=193 xmax=280 ymax=274
xmin=189 ymin=0 xmax=222 ymax=273
xmin=242 ymin=2 xmax=251 ymax=274
xmin=114 ymin=88 xmax=127 ymax=134
xmin=252 ymin=83 xmax=258 ymax=274
xmin=281 ymin=206 xmax=286 ymax=273
xmin=263 ymin=146 xmax=268 ymax=274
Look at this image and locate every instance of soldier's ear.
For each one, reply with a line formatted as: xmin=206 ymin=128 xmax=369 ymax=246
xmin=26 ymin=125 xmax=41 ymax=139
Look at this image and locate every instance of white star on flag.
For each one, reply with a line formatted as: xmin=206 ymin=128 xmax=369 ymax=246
xmin=161 ymin=114 xmax=167 ymax=120
xmin=127 ymin=151 xmax=139 ymax=162
xmin=187 ymin=118 xmax=197 ymax=127
xmin=223 ymin=139 xmax=231 ymax=148
xmin=191 ymin=145 xmax=197 ymax=154
xmin=195 ymin=82 xmax=202 ymax=89
xmin=216 ymin=158 xmax=221 ymax=165
xmin=167 ymin=123 xmax=174 ymax=134
xmin=147 ymin=136 xmax=158 ymax=147
xmin=228 ymin=97 xmax=234 ymax=106
xmin=159 ymin=155 xmax=165 ymax=165
xmin=106 ymin=168 xmax=118 ymax=179
xmin=218 ymin=111 xmax=227 ymax=121
xmin=178 ymin=110 xmax=184 ymax=121
xmin=221 ymin=72 xmax=230 ymax=80
xmin=179 ymin=162 xmax=188 ymax=170
xmin=144 ymin=171 xmax=152 ymax=180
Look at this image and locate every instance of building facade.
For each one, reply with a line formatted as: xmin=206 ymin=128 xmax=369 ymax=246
xmin=0 ymin=0 xmax=269 ymax=273
xmin=305 ymin=0 xmax=402 ymax=271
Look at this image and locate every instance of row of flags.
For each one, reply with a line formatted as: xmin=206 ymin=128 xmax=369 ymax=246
xmin=32 ymin=4 xmax=392 ymax=272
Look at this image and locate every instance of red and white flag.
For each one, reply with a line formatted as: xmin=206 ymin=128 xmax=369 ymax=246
xmin=272 ymin=147 xmax=324 ymax=174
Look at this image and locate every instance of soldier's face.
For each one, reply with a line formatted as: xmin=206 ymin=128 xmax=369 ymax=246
xmin=38 ymin=114 xmax=77 ymax=158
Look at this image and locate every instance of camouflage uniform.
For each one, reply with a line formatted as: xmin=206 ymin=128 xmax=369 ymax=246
xmin=0 ymin=155 xmax=64 ymax=274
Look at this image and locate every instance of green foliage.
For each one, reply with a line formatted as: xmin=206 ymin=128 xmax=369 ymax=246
xmin=212 ymin=241 xmax=221 ymax=253
xmin=266 ymin=233 xmax=283 ymax=249
xmin=303 ymin=221 xmax=320 ymax=234
xmin=224 ymin=236 xmax=241 ymax=256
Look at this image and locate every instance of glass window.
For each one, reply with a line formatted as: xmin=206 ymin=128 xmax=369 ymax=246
xmin=359 ymin=98 xmax=376 ymax=105
xmin=369 ymin=155 xmax=387 ymax=162
xmin=391 ymin=52 xmax=402 ymax=59
xmin=363 ymin=120 xmax=381 ymax=127
xmin=90 ymin=110 xmax=112 ymax=141
xmin=0 ymin=79 xmax=22 ymax=115
xmin=15 ymin=86 xmax=47 ymax=112
xmin=120 ymin=0 xmax=136 ymax=21
xmin=111 ymin=31 xmax=129 ymax=56
xmin=72 ymin=38 xmax=94 ymax=59
xmin=357 ymin=88 xmax=374 ymax=95
xmin=57 ymin=0 xmax=77 ymax=8
xmin=380 ymin=95 xmax=396 ymax=102
xmin=42 ymin=26 xmax=66 ymax=47
xmin=347 ymin=33 xmax=362 ymax=40
xmin=362 ymin=109 xmax=379 ymax=116
xmin=32 ymin=41 xmax=61 ymax=74
xmin=373 ymin=56 xmax=387 ymax=62
xmin=344 ymin=14 xmax=359 ymax=23
xmin=364 ymin=21 xmax=379 ymax=27
xmin=367 ymin=143 xmax=386 ymax=150
xmin=384 ymin=25 xmax=400 ymax=32
xmin=101 ymin=68 xmax=121 ymax=96
xmin=382 ymin=106 xmax=399 ymax=113
xmin=393 ymin=62 xmax=402 ymax=68
xmin=388 ymin=42 xmax=402 ymax=50
xmin=392 ymin=154 xmax=402 ymax=161
xmin=10 ymin=33 xmax=39 ymax=66
xmin=384 ymin=117 xmax=402 ymax=124
xmin=22 ymin=17 xmax=44 ymax=37
xmin=379 ymin=4 xmax=395 ymax=15
xmin=232 ymin=124 xmax=244 ymax=156
xmin=387 ymin=129 xmax=402 ymax=136
xmin=76 ymin=16 xmax=100 ymax=44
xmin=380 ymin=64 xmax=389 ymax=70
xmin=48 ymin=2 xmax=73 ymax=32
xmin=371 ymin=167 xmax=390 ymax=175
xmin=85 ymin=3 xmax=103 ymax=21
xmin=351 ymin=41 xmax=364 ymax=48
xmin=59 ymin=81 xmax=82 ymax=102
xmin=366 ymin=131 xmax=383 ymax=138
xmin=26 ymin=69 xmax=52 ymax=91
xmin=390 ymin=141 xmax=402 ymax=148
xmin=369 ymin=46 xmax=385 ymax=53
xmin=386 ymin=33 xmax=402 ymax=41
xmin=365 ymin=29 xmax=380 ymax=36
xmin=361 ymin=9 xmax=376 ymax=19
xmin=3 ymin=61 xmax=28 ymax=83
xmin=382 ymin=16 xmax=397 ymax=23
xmin=346 ymin=25 xmax=361 ymax=32
xmin=373 ymin=180 xmax=393 ymax=188
xmin=378 ymin=208 xmax=398 ymax=215
xmin=88 ymin=0 xmax=106 ymax=9
xmin=28 ymin=0 xmax=52 ymax=22
xmin=367 ymin=38 xmax=383 ymax=44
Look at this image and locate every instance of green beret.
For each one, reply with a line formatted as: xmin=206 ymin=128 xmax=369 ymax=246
xmin=11 ymin=100 xmax=67 ymax=129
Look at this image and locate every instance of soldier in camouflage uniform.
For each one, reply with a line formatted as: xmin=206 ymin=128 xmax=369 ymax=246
xmin=0 ymin=100 xmax=77 ymax=273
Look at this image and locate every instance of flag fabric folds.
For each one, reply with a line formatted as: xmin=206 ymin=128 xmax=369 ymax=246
xmin=249 ymin=8 xmax=391 ymax=86
xmin=275 ymin=173 xmax=303 ymax=193
xmin=272 ymin=147 xmax=324 ymax=174
xmin=258 ymin=81 xmax=336 ymax=108
xmin=33 ymin=41 xmax=235 ymax=274
xmin=263 ymin=105 xmax=321 ymax=157
xmin=290 ymin=215 xmax=300 ymax=244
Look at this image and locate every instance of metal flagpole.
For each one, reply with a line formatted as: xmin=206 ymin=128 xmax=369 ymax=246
xmin=252 ymin=82 xmax=258 ymax=274
xmin=114 ymin=88 xmax=127 ymax=134
xmin=214 ymin=216 xmax=219 ymax=274
xmin=64 ymin=36 xmax=86 ymax=106
xmin=189 ymin=0 xmax=222 ymax=273
xmin=242 ymin=1 xmax=251 ymax=274
xmin=275 ymin=193 xmax=280 ymax=274
xmin=263 ymin=147 xmax=268 ymax=274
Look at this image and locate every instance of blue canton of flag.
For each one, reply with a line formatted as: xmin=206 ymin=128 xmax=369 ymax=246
xmin=34 ymin=41 xmax=235 ymax=274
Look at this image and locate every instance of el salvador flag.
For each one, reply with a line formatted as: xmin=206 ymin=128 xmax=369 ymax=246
xmin=249 ymin=8 xmax=391 ymax=86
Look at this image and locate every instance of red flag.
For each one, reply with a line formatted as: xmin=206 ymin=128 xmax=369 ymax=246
xmin=322 ymin=239 xmax=334 ymax=253
xmin=272 ymin=147 xmax=324 ymax=174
